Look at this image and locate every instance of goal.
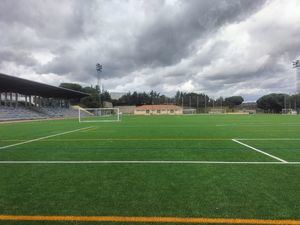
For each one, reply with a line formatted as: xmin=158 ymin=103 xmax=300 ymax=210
xmin=282 ymin=108 xmax=297 ymax=115
xmin=208 ymin=108 xmax=226 ymax=114
xmin=78 ymin=108 xmax=121 ymax=122
xmin=183 ymin=108 xmax=196 ymax=115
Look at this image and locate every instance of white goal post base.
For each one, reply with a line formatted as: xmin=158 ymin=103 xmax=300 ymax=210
xmin=78 ymin=108 xmax=121 ymax=123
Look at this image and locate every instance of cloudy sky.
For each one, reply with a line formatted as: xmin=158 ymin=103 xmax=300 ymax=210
xmin=1 ymin=0 xmax=300 ymax=101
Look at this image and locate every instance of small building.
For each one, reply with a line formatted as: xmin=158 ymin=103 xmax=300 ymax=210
xmin=134 ymin=105 xmax=183 ymax=115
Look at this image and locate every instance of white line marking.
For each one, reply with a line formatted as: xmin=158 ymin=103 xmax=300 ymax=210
xmin=0 ymin=126 xmax=94 ymax=150
xmin=236 ymin=138 xmax=300 ymax=141
xmin=217 ymin=125 xmax=300 ymax=127
xmin=232 ymin=139 xmax=288 ymax=163
xmin=2 ymin=138 xmax=300 ymax=142
xmin=0 ymin=161 xmax=299 ymax=164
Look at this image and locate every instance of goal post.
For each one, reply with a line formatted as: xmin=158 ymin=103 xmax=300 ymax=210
xmin=183 ymin=108 xmax=196 ymax=115
xmin=208 ymin=108 xmax=226 ymax=115
xmin=282 ymin=108 xmax=297 ymax=115
xmin=78 ymin=108 xmax=121 ymax=122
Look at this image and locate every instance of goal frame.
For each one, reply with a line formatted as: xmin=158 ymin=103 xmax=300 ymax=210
xmin=183 ymin=108 xmax=197 ymax=115
xmin=78 ymin=107 xmax=121 ymax=123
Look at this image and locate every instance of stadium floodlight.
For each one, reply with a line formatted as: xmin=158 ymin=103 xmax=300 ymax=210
xmin=96 ymin=63 xmax=103 ymax=93
xmin=293 ymin=59 xmax=300 ymax=94
xmin=292 ymin=59 xmax=300 ymax=114
xmin=79 ymin=108 xmax=121 ymax=123
xmin=292 ymin=60 xmax=300 ymax=68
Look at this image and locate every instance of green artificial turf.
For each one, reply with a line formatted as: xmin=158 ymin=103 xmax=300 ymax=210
xmin=0 ymin=114 xmax=300 ymax=225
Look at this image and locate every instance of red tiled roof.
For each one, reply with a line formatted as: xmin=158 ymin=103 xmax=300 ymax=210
xmin=135 ymin=105 xmax=182 ymax=110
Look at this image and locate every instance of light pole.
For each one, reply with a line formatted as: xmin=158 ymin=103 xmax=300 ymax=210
xmin=96 ymin=63 xmax=103 ymax=107
xmin=293 ymin=60 xmax=300 ymax=94
xmin=96 ymin=63 xmax=103 ymax=92
xmin=293 ymin=60 xmax=300 ymax=113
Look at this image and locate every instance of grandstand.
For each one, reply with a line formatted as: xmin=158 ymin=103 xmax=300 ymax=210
xmin=0 ymin=73 xmax=88 ymax=121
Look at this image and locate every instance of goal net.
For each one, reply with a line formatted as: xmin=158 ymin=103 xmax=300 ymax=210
xmin=79 ymin=108 xmax=121 ymax=122
xmin=183 ymin=108 xmax=196 ymax=115
xmin=208 ymin=108 xmax=226 ymax=114
xmin=282 ymin=108 xmax=297 ymax=115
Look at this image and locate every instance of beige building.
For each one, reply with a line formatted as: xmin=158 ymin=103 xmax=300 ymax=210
xmin=134 ymin=105 xmax=183 ymax=115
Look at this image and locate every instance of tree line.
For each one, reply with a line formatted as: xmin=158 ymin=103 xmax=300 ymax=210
xmin=60 ymin=83 xmax=244 ymax=110
xmin=256 ymin=93 xmax=300 ymax=113
xmin=60 ymin=82 xmax=300 ymax=113
xmin=59 ymin=83 xmax=111 ymax=108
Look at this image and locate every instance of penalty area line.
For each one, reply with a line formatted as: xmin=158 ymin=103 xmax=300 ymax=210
xmin=0 ymin=215 xmax=300 ymax=224
xmin=232 ymin=139 xmax=288 ymax=163
xmin=0 ymin=126 xmax=94 ymax=150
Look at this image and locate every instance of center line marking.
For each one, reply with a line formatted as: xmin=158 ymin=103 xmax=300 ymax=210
xmin=232 ymin=139 xmax=287 ymax=163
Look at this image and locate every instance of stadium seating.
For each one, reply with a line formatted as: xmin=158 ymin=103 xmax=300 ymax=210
xmin=36 ymin=107 xmax=79 ymax=118
xmin=0 ymin=105 xmax=46 ymax=121
xmin=0 ymin=105 xmax=79 ymax=121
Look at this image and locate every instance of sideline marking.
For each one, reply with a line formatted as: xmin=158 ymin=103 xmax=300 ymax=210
xmin=236 ymin=138 xmax=300 ymax=141
xmin=0 ymin=138 xmax=233 ymax=142
xmin=2 ymin=138 xmax=300 ymax=142
xmin=0 ymin=126 xmax=93 ymax=150
xmin=0 ymin=215 xmax=300 ymax=224
xmin=232 ymin=139 xmax=287 ymax=163
xmin=1 ymin=161 xmax=299 ymax=164
xmin=217 ymin=124 xmax=300 ymax=127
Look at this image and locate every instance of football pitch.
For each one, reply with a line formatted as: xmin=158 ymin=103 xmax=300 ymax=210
xmin=0 ymin=115 xmax=300 ymax=225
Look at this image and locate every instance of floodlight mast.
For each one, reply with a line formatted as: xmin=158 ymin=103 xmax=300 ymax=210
xmin=96 ymin=63 xmax=103 ymax=92
xmin=96 ymin=63 xmax=103 ymax=107
xmin=292 ymin=60 xmax=300 ymax=113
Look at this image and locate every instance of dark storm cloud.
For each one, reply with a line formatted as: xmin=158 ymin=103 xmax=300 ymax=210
xmin=35 ymin=0 xmax=267 ymax=79
xmin=1 ymin=0 xmax=300 ymax=100
xmin=134 ymin=0 xmax=266 ymax=67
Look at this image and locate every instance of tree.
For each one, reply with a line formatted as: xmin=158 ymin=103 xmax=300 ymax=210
xmin=101 ymin=91 xmax=112 ymax=102
xmin=256 ymin=93 xmax=287 ymax=113
xmin=80 ymin=86 xmax=100 ymax=108
xmin=225 ymin=96 xmax=244 ymax=108
xmin=59 ymin=83 xmax=82 ymax=92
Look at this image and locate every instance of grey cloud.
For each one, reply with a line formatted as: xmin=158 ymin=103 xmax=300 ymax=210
xmin=1 ymin=0 xmax=300 ymax=101
xmin=36 ymin=0 xmax=266 ymax=78
xmin=133 ymin=0 xmax=266 ymax=67
xmin=0 ymin=49 xmax=38 ymax=66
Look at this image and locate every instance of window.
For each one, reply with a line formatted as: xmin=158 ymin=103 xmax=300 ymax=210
xmin=170 ymin=109 xmax=174 ymax=113
xmin=146 ymin=110 xmax=150 ymax=114
xmin=157 ymin=110 xmax=161 ymax=113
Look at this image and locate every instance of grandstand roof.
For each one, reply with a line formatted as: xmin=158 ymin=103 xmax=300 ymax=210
xmin=136 ymin=105 xmax=182 ymax=110
xmin=0 ymin=73 xmax=89 ymax=99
